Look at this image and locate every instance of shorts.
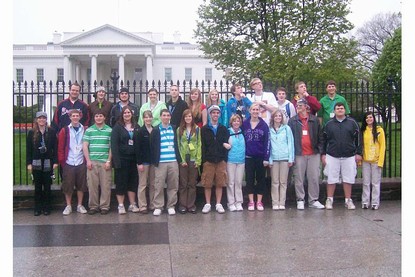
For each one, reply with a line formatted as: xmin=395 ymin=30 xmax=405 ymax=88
xmin=61 ymin=163 xmax=88 ymax=194
xmin=325 ymin=154 xmax=357 ymax=184
xmin=201 ymin=161 xmax=227 ymax=188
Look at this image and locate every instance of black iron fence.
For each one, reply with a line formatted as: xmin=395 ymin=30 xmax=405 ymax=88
xmin=13 ymin=79 xmax=401 ymax=185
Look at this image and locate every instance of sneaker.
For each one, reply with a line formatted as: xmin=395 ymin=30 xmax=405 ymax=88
xmin=62 ymin=205 xmax=72 ymax=215
xmin=278 ymin=205 xmax=285 ymax=210
xmin=88 ymin=209 xmax=99 ymax=215
xmin=345 ymin=199 xmax=356 ymax=210
xmin=235 ymin=203 xmax=244 ymax=211
xmin=128 ymin=203 xmax=140 ymax=213
xmin=202 ymin=204 xmax=211 ymax=214
xmin=362 ymin=203 xmax=369 ymax=209
xmin=297 ymin=200 xmax=305 ymax=210
xmin=256 ymin=202 xmax=264 ymax=211
xmin=228 ymin=204 xmax=237 ymax=212
xmin=100 ymin=209 xmax=109 ymax=215
xmin=168 ymin=208 xmax=176 ymax=215
xmin=216 ymin=204 xmax=225 ymax=214
xmin=325 ymin=198 xmax=333 ymax=210
xmin=77 ymin=205 xmax=87 ymax=214
xmin=371 ymin=204 xmax=379 ymax=210
xmin=153 ymin=208 xmax=162 ymax=216
xmin=272 ymin=205 xmax=279 ymax=211
xmin=248 ymin=202 xmax=255 ymax=211
xmin=118 ymin=205 xmax=126 ymax=215
xmin=309 ymin=201 xmax=325 ymax=209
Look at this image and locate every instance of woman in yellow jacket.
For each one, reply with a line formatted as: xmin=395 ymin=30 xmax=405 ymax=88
xmin=361 ymin=111 xmax=386 ymax=210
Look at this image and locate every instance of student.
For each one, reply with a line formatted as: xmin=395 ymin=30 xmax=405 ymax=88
xmin=246 ymin=78 xmax=277 ymax=125
xmin=269 ymin=110 xmax=294 ymax=210
xmin=57 ymin=109 xmax=88 ymax=215
xmin=318 ymin=80 xmax=351 ymax=127
xmin=242 ymin=103 xmax=270 ymax=211
xmin=177 ymin=109 xmax=202 ymax=214
xmin=275 ymin=87 xmax=296 ymax=122
xmin=109 ymin=87 xmax=139 ymax=127
xmin=226 ymin=114 xmax=245 ymax=212
xmin=26 ymin=111 xmax=58 ymax=216
xmin=187 ymin=88 xmax=207 ymax=128
xmin=292 ymin=81 xmax=321 ymax=116
xmin=206 ymin=88 xmax=228 ymax=127
xmin=111 ymin=105 xmax=140 ymax=214
xmin=226 ymin=82 xmax=252 ymax=123
xmin=82 ymin=111 xmax=112 ymax=215
xmin=201 ymin=105 xmax=230 ymax=214
xmin=360 ymin=111 xmax=386 ymax=210
xmin=138 ymin=88 xmax=167 ymax=127
xmin=88 ymin=86 xmax=113 ymax=126
xmin=166 ymin=85 xmax=188 ymax=127
xmin=136 ymin=110 xmax=156 ymax=214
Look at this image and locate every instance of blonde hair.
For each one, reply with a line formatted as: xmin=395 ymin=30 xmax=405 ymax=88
xmin=229 ymin=114 xmax=242 ymax=126
xmin=270 ymin=110 xmax=286 ymax=127
xmin=207 ymin=89 xmax=220 ymax=106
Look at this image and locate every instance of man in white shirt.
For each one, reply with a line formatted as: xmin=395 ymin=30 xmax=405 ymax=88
xmin=246 ymin=78 xmax=277 ymax=125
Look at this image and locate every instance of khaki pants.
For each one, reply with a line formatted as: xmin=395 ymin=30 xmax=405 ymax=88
xmin=293 ymin=154 xmax=321 ymax=203
xmin=270 ymin=161 xmax=289 ymax=206
xmin=137 ymin=164 xmax=155 ymax=210
xmin=153 ymin=161 xmax=179 ymax=209
xmin=179 ymin=161 xmax=198 ymax=209
xmin=86 ymin=161 xmax=112 ymax=210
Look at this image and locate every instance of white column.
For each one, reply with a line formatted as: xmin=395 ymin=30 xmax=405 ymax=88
xmin=146 ymin=55 xmax=153 ymax=83
xmin=75 ymin=64 xmax=81 ymax=83
xmin=90 ymin=54 xmax=98 ymax=85
xmin=63 ymin=55 xmax=70 ymax=84
xmin=118 ymin=54 xmax=125 ymax=86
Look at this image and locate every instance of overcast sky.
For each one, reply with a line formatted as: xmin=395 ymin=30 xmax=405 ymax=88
xmin=12 ymin=0 xmax=402 ymax=44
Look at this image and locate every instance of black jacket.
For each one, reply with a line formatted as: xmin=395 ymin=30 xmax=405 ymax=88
xmin=201 ymin=124 xmax=230 ymax=163
xmin=26 ymin=127 xmax=58 ymax=167
xmin=322 ymin=116 xmax=362 ymax=158
xmin=111 ymin=122 xmax=139 ymax=168
xmin=135 ymin=125 xmax=152 ymax=165
xmin=150 ymin=124 xmax=181 ymax=166
xmin=288 ymin=113 xmax=323 ymax=156
xmin=109 ymin=101 xmax=139 ymax=128
xmin=166 ymin=96 xmax=188 ymax=127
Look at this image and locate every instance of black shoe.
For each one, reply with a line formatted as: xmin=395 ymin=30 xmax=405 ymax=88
xmin=188 ymin=207 xmax=197 ymax=214
xmin=179 ymin=207 xmax=187 ymax=214
xmin=34 ymin=211 xmax=41 ymax=216
xmin=43 ymin=210 xmax=50 ymax=215
xmin=100 ymin=209 xmax=109 ymax=215
xmin=88 ymin=209 xmax=99 ymax=215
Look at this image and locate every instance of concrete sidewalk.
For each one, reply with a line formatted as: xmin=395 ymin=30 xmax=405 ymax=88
xmin=13 ymin=200 xmax=401 ymax=276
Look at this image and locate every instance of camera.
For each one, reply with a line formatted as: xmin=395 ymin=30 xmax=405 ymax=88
xmin=38 ymin=146 xmax=47 ymax=154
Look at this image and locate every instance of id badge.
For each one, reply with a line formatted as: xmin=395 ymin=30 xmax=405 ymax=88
xmin=330 ymin=112 xmax=335 ymax=118
xmin=75 ymin=145 xmax=82 ymax=153
xmin=128 ymin=139 xmax=134 ymax=146
xmin=188 ymin=143 xmax=195 ymax=151
xmin=302 ymin=130 xmax=308 ymax=136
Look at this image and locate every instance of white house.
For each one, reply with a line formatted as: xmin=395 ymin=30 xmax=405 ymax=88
xmin=13 ymin=24 xmax=227 ymax=88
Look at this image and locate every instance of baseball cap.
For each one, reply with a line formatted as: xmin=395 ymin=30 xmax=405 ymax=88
xmin=208 ymin=105 xmax=221 ymax=114
xmin=297 ymin=98 xmax=308 ymax=106
xmin=35 ymin=111 xmax=47 ymax=118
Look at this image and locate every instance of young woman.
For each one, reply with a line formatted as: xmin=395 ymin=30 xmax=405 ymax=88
xmin=242 ymin=103 xmax=270 ymax=211
xmin=135 ymin=110 xmax=155 ymax=214
xmin=26 ymin=112 xmax=58 ymax=216
xmin=268 ymin=110 xmax=294 ymax=210
xmin=177 ymin=109 xmax=202 ymax=214
xmin=206 ymin=89 xmax=228 ymax=127
xmin=111 ymin=105 xmax=140 ymax=214
xmin=226 ymin=114 xmax=245 ymax=211
xmin=361 ymin=111 xmax=386 ymax=210
xmin=187 ymin=88 xmax=207 ymax=128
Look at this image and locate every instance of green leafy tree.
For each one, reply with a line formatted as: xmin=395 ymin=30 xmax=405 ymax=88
xmin=195 ymin=0 xmax=360 ymax=84
xmin=372 ymin=27 xmax=401 ymax=124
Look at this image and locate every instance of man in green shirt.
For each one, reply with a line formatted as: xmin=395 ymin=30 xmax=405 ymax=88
xmin=318 ymin=80 xmax=351 ymax=126
xmin=83 ymin=111 xmax=113 ymax=215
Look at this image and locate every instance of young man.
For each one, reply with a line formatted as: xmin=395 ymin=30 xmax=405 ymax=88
xmin=275 ymin=87 xmax=296 ymax=122
xmin=226 ymin=82 xmax=252 ymax=124
xmin=52 ymin=82 xmax=90 ymax=133
xmin=58 ymin=109 xmax=88 ymax=215
xmin=318 ymin=80 xmax=351 ymax=127
xmin=166 ymin=85 xmax=188 ymax=127
xmin=322 ymin=102 xmax=362 ymax=210
xmin=150 ymin=109 xmax=180 ymax=216
xmin=201 ymin=105 xmax=230 ymax=214
xmin=288 ymin=98 xmax=325 ymax=210
xmin=292 ymin=81 xmax=321 ymax=116
xmin=83 ymin=111 xmax=113 ymax=215
xmin=88 ymin=86 xmax=113 ymax=126
xmin=138 ymin=88 xmax=167 ymax=127
xmin=109 ymin=87 xmax=139 ymax=127
xmin=246 ymin=78 xmax=277 ymax=125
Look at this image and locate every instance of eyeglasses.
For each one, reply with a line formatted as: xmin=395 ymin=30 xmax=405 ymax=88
xmin=252 ymin=82 xmax=262 ymax=86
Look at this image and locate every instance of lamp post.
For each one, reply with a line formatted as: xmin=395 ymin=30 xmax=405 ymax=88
xmin=110 ymin=71 xmax=120 ymax=104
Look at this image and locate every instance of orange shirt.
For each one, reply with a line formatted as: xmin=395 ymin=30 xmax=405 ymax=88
xmin=299 ymin=114 xmax=313 ymax=155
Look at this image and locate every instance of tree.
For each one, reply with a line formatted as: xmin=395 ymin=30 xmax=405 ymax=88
xmin=372 ymin=27 xmax=401 ymax=124
xmin=195 ymin=0 xmax=359 ymax=84
xmin=355 ymin=12 xmax=401 ymax=72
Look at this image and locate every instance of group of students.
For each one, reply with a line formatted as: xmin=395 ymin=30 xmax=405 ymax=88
xmin=26 ymin=78 xmax=386 ymax=216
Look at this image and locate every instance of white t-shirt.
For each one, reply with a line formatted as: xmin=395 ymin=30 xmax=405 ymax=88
xmin=247 ymin=91 xmax=277 ymax=125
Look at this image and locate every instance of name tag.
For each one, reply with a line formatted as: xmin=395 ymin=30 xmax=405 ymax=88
xmin=302 ymin=130 xmax=308 ymax=136
xmin=128 ymin=139 xmax=134 ymax=146
xmin=168 ymin=146 xmax=174 ymax=151
xmin=188 ymin=143 xmax=195 ymax=151
xmin=330 ymin=112 xmax=335 ymax=118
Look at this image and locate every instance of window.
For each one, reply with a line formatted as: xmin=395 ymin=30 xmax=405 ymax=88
xmin=205 ymin=68 xmax=212 ymax=82
xmin=134 ymin=68 xmax=143 ymax=82
xmin=165 ymin=68 xmax=172 ymax=82
xmin=185 ymin=68 xmax=192 ymax=82
xmin=16 ymin=69 xmax=24 ymax=82
xmin=57 ymin=68 xmax=64 ymax=82
xmin=16 ymin=96 xmax=24 ymax=107
xmin=37 ymin=68 xmax=44 ymax=83
xmin=38 ymin=95 xmax=44 ymax=109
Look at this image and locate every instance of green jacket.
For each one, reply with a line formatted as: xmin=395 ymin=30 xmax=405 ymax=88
xmin=177 ymin=126 xmax=202 ymax=166
xmin=138 ymin=101 xmax=167 ymax=127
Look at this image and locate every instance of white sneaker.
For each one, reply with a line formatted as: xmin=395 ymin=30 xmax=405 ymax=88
xmin=371 ymin=204 xmax=379 ymax=210
xmin=118 ymin=205 xmax=126 ymax=215
xmin=297 ymin=200 xmax=305 ymax=210
xmin=345 ymin=199 xmax=356 ymax=210
xmin=77 ymin=205 xmax=87 ymax=214
xmin=202 ymin=204 xmax=211 ymax=214
xmin=235 ymin=203 xmax=244 ymax=211
xmin=272 ymin=205 xmax=279 ymax=210
xmin=216 ymin=204 xmax=225 ymax=214
xmin=325 ymin=198 xmax=333 ymax=210
xmin=228 ymin=204 xmax=237 ymax=212
xmin=153 ymin=208 xmax=162 ymax=216
xmin=128 ymin=203 xmax=140 ymax=213
xmin=309 ymin=201 xmax=325 ymax=209
xmin=167 ymin=208 xmax=176 ymax=215
xmin=278 ymin=205 xmax=285 ymax=210
xmin=62 ymin=205 xmax=72 ymax=215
